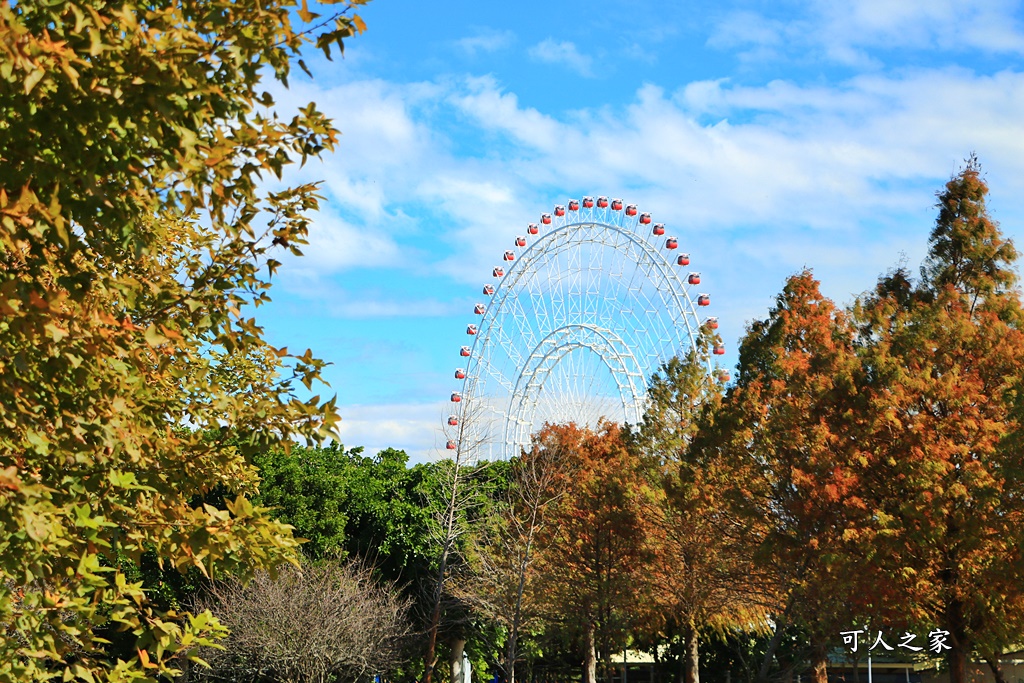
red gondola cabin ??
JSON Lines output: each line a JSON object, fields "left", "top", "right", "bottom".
{"left": 446, "top": 440, "right": 457, "bottom": 450}
{"left": 665, "top": 237, "right": 678, "bottom": 250}
{"left": 460, "top": 346, "right": 471, "bottom": 357}
{"left": 582, "top": 196, "right": 594, "bottom": 208}
{"left": 705, "top": 317, "right": 719, "bottom": 330}
{"left": 653, "top": 223, "right": 666, "bottom": 236}
{"left": 493, "top": 267, "right": 504, "bottom": 277}
{"left": 568, "top": 199, "right": 580, "bottom": 211}
{"left": 451, "top": 392, "right": 462, "bottom": 403}
{"left": 474, "top": 303, "right": 486, "bottom": 315}
{"left": 528, "top": 223, "right": 539, "bottom": 235}
{"left": 597, "top": 196, "right": 609, "bottom": 208}
{"left": 625, "top": 204, "right": 637, "bottom": 216}
{"left": 448, "top": 415, "right": 459, "bottom": 426}
{"left": 611, "top": 198, "right": 623, "bottom": 211}
{"left": 688, "top": 272, "right": 701, "bottom": 285}
{"left": 483, "top": 284, "right": 495, "bottom": 295}
{"left": 639, "top": 212, "right": 652, "bottom": 224}
{"left": 717, "top": 370, "right": 731, "bottom": 383}
{"left": 554, "top": 205, "right": 565, "bottom": 217}
{"left": 466, "top": 324, "right": 477, "bottom": 335}
{"left": 503, "top": 250, "right": 515, "bottom": 261}
{"left": 454, "top": 368, "right": 466, "bottom": 379}
{"left": 697, "top": 294, "right": 710, "bottom": 306}
{"left": 515, "top": 236, "right": 527, "bottom": 247}
{"left": 677, "top": 253, "right": 690, "bottom": 266}
{"left": 713, "top": 344, "right": 726, "bottom": 355}
{"left": 541, "top": 213, "right": 552, "bottom": 224}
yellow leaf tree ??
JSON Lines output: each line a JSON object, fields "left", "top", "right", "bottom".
{"left": 0, "top": 0, "right": 366, "bottom": 679}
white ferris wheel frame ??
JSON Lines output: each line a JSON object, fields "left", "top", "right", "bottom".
{"left": 452, "top": 200, "right": 716, "bottom": 461}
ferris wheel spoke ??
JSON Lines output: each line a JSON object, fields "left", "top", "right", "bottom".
{"left": 453, "top": 198, "right": 722, "bottom": 459}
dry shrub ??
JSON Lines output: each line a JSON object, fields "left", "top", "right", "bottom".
{"left": 192, "top": 561, "right": 410, "bottom": 683}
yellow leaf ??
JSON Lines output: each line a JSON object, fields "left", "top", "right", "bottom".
{"left": 23, "top": 68, "right": 45, "bottom": 95}
{"left": 145, "top": 324, "right": 169, "bottom": 347}
{"left": 44, "top": 322, "right": 67, "bottom": 341}
{"left": 138, "top": 648, "right": 155, "bottom": 669}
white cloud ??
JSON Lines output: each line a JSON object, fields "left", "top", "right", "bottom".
{"left": 270, "top": 65, "right": 1024, "bottom": 304}
{"left": 819, "top": 0, "right": 1024, "bottom": 52}
{"left": 276, "top": 66, "right": 1024, "bottom": 288}
{"left": 334, "top": 402, "right": 453, "bottom": 464}
{"left": 707, "top": 11, "right": 792, "bottom": 50}
{"left": 295, "top": 209, "right": 401, "bottom": 272}
{"left": 256, "top": 12, "right": 1024, "bottom": 461}
{"left": 528, "top": 38, "right": 594, "bottom": 78}
{"left": 455, "top": 28, "right": 515, "bottom": 55}
{"left": 710, "top": 0, "right": 1024, "bottom": 66}
{"left": 450, "top": 76, "right": 572, "bottom": 154}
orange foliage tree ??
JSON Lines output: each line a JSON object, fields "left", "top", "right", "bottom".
{"left": 697, "top": 270, "right": 879, "bottom": 683}
{"left": 853, "top": 158, "right": 1024, "bottom": 683}
{"left": 531, "top": 421, "right": 655, "bottom": 683}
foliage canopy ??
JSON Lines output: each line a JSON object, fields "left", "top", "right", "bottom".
{"left": 0, "top": 0, "right": 366, "bottom": 679}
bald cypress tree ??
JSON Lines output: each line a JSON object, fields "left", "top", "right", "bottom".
{"left": 854, "top": 157, "right": 1024, "bottom": 683}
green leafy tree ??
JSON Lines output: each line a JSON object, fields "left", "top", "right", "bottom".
{"left": 628, "top": 353, "right": 765, "bottom": 683}
{"left": 0, "top": 0, "right": 366, "bottom": 679}
{"left": 342, "top": 448, "right": 438, "bottom": 588}
{"left": 253, "top": 443, "right": 357, "bottom": 561}
{"left": 254, "top": 444, "right": 438, "bottom": 588}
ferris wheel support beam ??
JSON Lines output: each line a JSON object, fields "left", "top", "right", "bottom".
{"left": 503, "top": 323, "right": 647, "bottom": 457}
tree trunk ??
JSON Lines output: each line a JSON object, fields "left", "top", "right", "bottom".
{"left": 423, "top": 598, "right": 441, "bottom": 683}
{"left": 949, "top": 646, "right": 967, "bottom": 683}
{"left": 584, "top": 622, "right": 598, "bottom": 683}
{"left": 424, "top": 457, "right": 464, "bottom": 683}
{"left": 677, "top": 644, "right": 685, "bottom": 683}
{"left": 506, "top": 622, "right": 518, "bottom": 683}
{"left": 810, "top": 640, "right": 828, "bottom": 683}
{"left": 945, "top": 595, "right": 969, "bottom": 683}
{"left": 756, "top": 616, "right": 787, "bottom": 683}
{"left": 507, "top": 507, "right": 538, "bottom": 683}
{"left": 683, "top": 620, "right": 700, "bottom": 683}
{"left": 985, "top": 652, "right": 1007, "bottom": 683}
{"left": 423, "top": 537, "right": 453, "bottom": 683}
{"left": 452, "top": 638, "right": 468, "bottom": 683}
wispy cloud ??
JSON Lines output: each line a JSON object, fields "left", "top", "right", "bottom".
{"left": 270, "top": 57, "right": 1024, "bottom": 459}
{"left": 455, "top": 28, "right": 515, "bottom": 56}
{"left": 334, "top": 402, "right": 452, "bottom": 463}
{"left": 528, "top": 38, "right": 594, "bottom": 77}
{"left": 279, "top": 66, "right": 1024, "bottom": 282}
{"left": 710, "top": 0, "right": 1024, "bottom": 66}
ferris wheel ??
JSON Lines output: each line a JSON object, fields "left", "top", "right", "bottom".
{"left": 445, "top": 196, "right": 727, "bottom": 461}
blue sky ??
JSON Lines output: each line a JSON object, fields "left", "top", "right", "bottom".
{"left": 257, "top": 0, "right": 1024, "bottom": 461}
